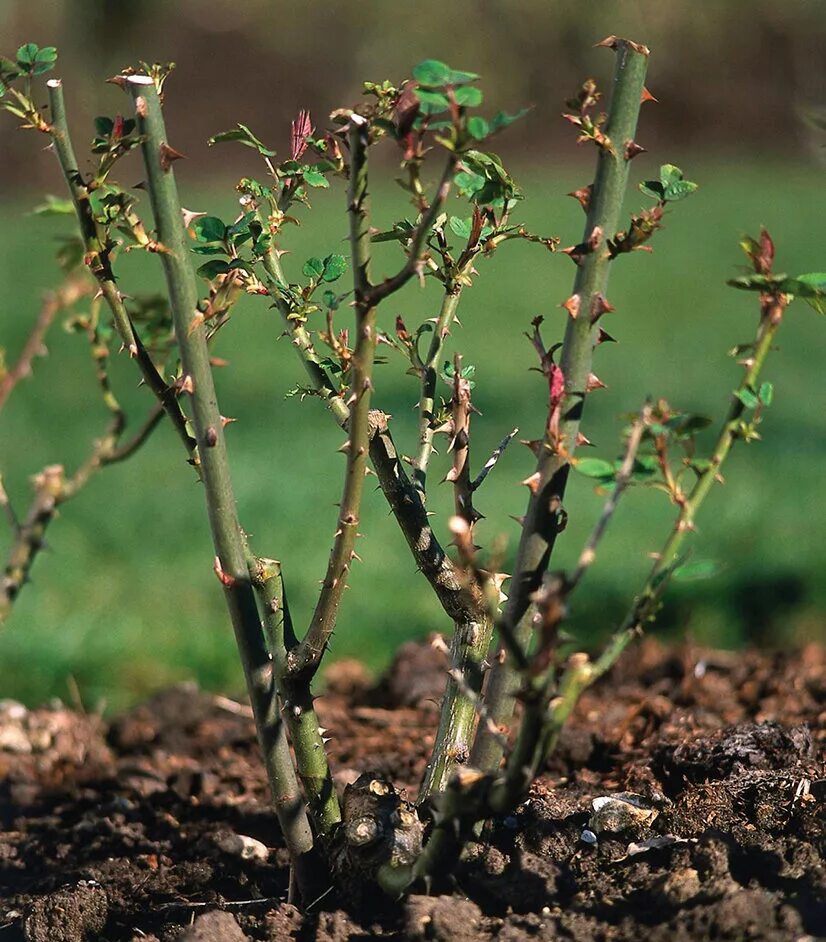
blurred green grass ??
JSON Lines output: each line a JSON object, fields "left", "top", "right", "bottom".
{"left": 1, "top": 154, "right": 825, "bottom": 711}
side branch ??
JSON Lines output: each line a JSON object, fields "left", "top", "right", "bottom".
{"left": 45, "top": 79, "right": 195, "bottom": 458}
{"left": 290, "top": 117, "right": 377, "bottom": 678}
{"left": 472, "top": 39, "right": 650, "bottom": 773}
{"left": 366, "top": 154, "right": 457, "bottom": 306}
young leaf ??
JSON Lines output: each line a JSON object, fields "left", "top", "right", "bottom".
{"left": 207, "top": 123, "right": 276, "bottom": 157}
{"left": 735, "top": 386, "right": 760, "bottom": 409}
{"left": 448, "top": 216, "right": 472, "bottom": 240}
{"left": 16, "top": 43, "right": 39, "bottom": 67}
{"left": 453, "top": 86, "right": 483, "bottom": 108}
{"left": 302, "top": 257, "right": 325, "bottom": 279}
{"left": 197, "top": 259, "right": 231, "bottom": 279}
{"left": 191, "top": 216, "right": 227, "bottom": 243}
{"left": 467, "top": 116, "right": 490, "bottom": 140}
{"left": 415, "top": 88, "right": 450, "bottom": 115}
{"left": 574, "top": 458, "right": 616, "bottom": 479}
{"left": 490, "top": 108, "right": 530, "bottom": 133}
{"left": 412, "top": 60, "right": 453, "bottom": 87}
{"left": 302, "top": 166, "right": 329, "bottom": 188}
{"left": 758, "top": 382, "right": 773, "bottom": 406}
{"left": 321, "top": 254, "right": 348, "bottom": 283}
{"left": 672, "top": 559, "right": 722, "bottom": 582}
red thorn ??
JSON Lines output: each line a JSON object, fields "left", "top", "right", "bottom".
{"left": 561, "top": 294, "right": 581, "bottom": 320}
{"left": 640, "top": 86, "right": 658, "bottom": 104}
{"left": 624, "top": 139, "right": 646, "bottom": 160}
{"left": 586, "top": 373, "right": 607, "bottom": 392}
{"left": 575, "top": 431, "right": 594, "bottom": 448}
{"left": 590, "top": 294, "right": 615, "bottom": 323}
{"left": 213, "top": 556, "right": 236, "bottom": 588}
{"left": 567, "top": 185, "right": 592, "bottom": 212}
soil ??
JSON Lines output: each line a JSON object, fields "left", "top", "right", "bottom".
{"left": 0, "top": 639, "right": 823, "bottom": 941}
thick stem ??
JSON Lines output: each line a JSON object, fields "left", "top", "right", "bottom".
{"left": 249, "top": 555, "right": 342, "bottom": 836}
{"left": 126, "top": 76, "right": 318, "bottom": 899}
{"left": 45, "top": 79, "right": 195, "bottom": 457}
{"left": 289, "top": 117, "right": 377, "bottom": 679}
{"left": 472, "top": 40, "right": 649, "bottom": 773}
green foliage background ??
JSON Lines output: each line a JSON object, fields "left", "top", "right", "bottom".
{"left": 0, "top": 1, "right": 825, "bottom": 709}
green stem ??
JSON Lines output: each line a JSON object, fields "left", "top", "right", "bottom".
{"left": 413, "top": 286, "right": 463, "bottom": 495}
{"left": 530, "top": 296, "right": 787, "bottom": 763}
{"left": 289, "top": 117, "right": 377, "bottom": 679}
{"left": 249, "top": 555, "right": 342, "bottom": 836}
{"left": 471, "top": 39, "right": 649, "bottom": 774}
{"left": 45, "top": 79, "right": 195, "bottom": 458}
{"left": 126, "top": 76, "right": 318, "bottom": 899}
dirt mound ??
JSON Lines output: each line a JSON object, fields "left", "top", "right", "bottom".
{"left": 0, "top": 641, "right": 823, "bottom": 941}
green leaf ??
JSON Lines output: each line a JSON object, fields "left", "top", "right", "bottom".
{"left": 639, "top": 180, "right": 666, "bottom": 201}
{"left": 490, "top": 108, "right": 530, "bottom": 132}
{"left": 322, "top": 289, "right": 339, "bottom": 310}
{"left": 302, "top": 166, "right": 329, "bottom": 188}
{"left": 727, "top": 273, "right": 787, "bottom": 292}
{"left": 207, "top": 123, "right": 276, "bottom": 157}
{"left": 31, "top": 46, "right": 57, "bottom": 75}
{"left": 94, "top": 116, "right": 114, "bottom": 137}
{"left": 16, "top": 43, "right": 39, "bottom": 67}
{"left": 454, "top": 170, "right": 486, "bottom": 199}
{"left": 191, "top": 216, "right": 226, "bottom": 244}
{"left": 781, "top": 272, "right": 826, "bottom": 314}
{"left": 574, "top": 458, "right": 616, "bottom": 480}
{"left": 31, "top": 194, "right": 74, "bottom": 216}
{"left": 467, "top": 116, "right": 490, "bottom": 140}
{"left": 321, "top": 253, "right": 348, "bottom": 283}
{"left": 758, "top": 382, "right": 774, "bottom": 406}
{"left": 412, "top": 60, "right": 453, "bottom": 87}
{"left": 196, "top": 259, "right": 231, "bottom": 279}
{"left": 415, "top": 88, "right": 451, "bottom": 115}
{"left": 448, "top": 216, "right": 472, "bottom": 239}
{"left": 302, "top": 257, "right": 325, "bottom": 279}
{"left": 453, "top": 86, "right": 483, "bottom": 107}
{"left": 227, "top": 211, "right": 256, "bottom": 239}
{"left": 672, "top": 559, "right": 722, "bottom": 582}
{"left": 736, "top": 386, "right": 760, "bottom": 409}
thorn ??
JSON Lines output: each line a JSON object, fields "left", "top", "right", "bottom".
{"left": 350, "top": 551, "right": 362, "bottom": 563}
{"left": 567, "top": 185, "right": 592, "bottom": 212}
{"left": 590, "top": 294, "right": 615, "bottom": 323}
{"left": 640, "top": 86, "right": 658, "bottom": 104}
{"left": 317, "top": 727, "right": 328, "bottom": 736}
{"left": 181, "top": 207, "right": 207, "bottom": 228}
{"left": 561, "top": 294, "right": 581, "bottom": 320}
{"left": 624, "top": 139, "right": 646, "bottom": 160}
{"left": 321, "top": 737, "right": 332, "bottom": 745}
{"left": 337, "top": 440, "right": 351, "bottom": 453}
{"left": 596, "top": 327, "right": 617, "bottom": 345}
{"left": 210, "top": 357, "right": 230, "bottom": 368}
{"left": 127, "top": 342, "right": 138, "bottom": 358}
{"left": 188, "top": 310, "right": 205, "bottom": 336}
{"left": 521, "top": 439, "right": 544, "bottom": 458}
{"left": 159, "top": 141, "right": 186, "bottom": 172}
{"left": 586, "top": 373, "right": 607, "bottom": 392}
{"left": 575, "top": 431, "right": 593, "bottom": 448}
{"left": 364, "top": 466, "right": 376, "bottom": 477}
{"left": 520, "top": 471, "right": 541, "bottom": 493}
{"left": 509, "top": 514, "right": 526, "bottom": 527}
{"left": 180, "top": 374, "right": 195, "bottom": 394}
{"left": 220, "top": 415, "right": 237, "bottom": 428}
{"left": 213, "top": 556, "right": 236, "bottom": 588}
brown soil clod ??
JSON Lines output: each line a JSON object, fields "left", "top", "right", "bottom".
{"left": 0, "top": 641, "right": 823, "bottom": 941}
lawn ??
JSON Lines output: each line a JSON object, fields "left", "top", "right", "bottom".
{"left": 1, "top": 154, "right": 824, "bottom": 710}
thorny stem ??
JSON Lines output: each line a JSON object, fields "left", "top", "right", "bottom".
{"left": 472, "top": 39, "right": 649, "bottom": 774}
{"left": 288, "top": 117, "right": 377, "bottom": 679}
{"left": 126, "top": 76, "right": 318, "bottom": 900}
{"left": 45, "top": 79, "right": 196, "bottom": 458}
{"left": 248, "top": 554, "right": 341, "bottom": 835}
{"left": 412, "top": 287, "right": 462, "bottom": 495}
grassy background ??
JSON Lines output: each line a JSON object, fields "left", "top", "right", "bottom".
{"left": 1, "top": 147, "right": 825, "bottom": 711}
